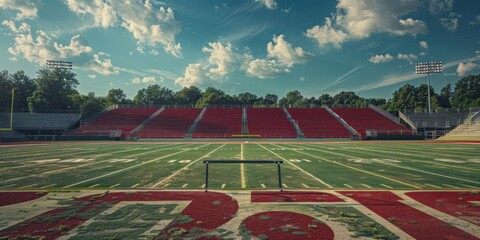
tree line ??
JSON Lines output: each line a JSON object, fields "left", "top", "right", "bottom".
{"left": 0, "top": 68, "right": 479, "bottom": 119}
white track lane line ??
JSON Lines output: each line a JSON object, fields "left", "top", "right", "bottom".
{"left": 64, "top": 143, "right": 211, "bottom": 188}
{"left": 151, "top": 144, "right": 225, "bottom": 188}
{"left": 258, "top": 144, "right": 333, "bottom": 188}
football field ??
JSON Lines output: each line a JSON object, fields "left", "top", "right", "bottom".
{"left": 0, "top": 141, "right": 479, "bottom": 191}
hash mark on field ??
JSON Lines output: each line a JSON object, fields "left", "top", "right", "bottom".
{"left": 261, "top": 184, "right": 266, "bottom": 188}
{"left": 168, "top": 160, "right": 177, "bottom": 163}
{"left": 19, "top": 184, "right": 38, "bottom": 189}
{"left": 343, "top": 184, "right": 353, "bottom": 189}
{"left": 361, "top": 184, "right": 372, "bottom": 189}
{"left": 109, "top": 183, "right": 120, "bottom": 188}
{"left": 221, "top": 183, "right": 226, "bottom": 189}
{"left": 40, "top": 184, "right": 57, "bottom": 189}
{"left": 442, "top": 184, "right": 460, "bottom": 189}
{"left": 182, "top": 184, "right": 188, "bottom": 188}
{"left": 380, "top": 184, "right": 393, "bottom": 189}
{"left": 302, "top": 183, "right": 310, "bottom": 188}
{"left": 131, "top": 183, "right": 140, "bottom": 188}
{"left": 88, "top": 184, "right": 99, "bottom": 188}
{"left": 282, "top": 183, "right": 289, "bottom": 188}
{"left": 0, "top": 184, "right": 16, "bottom": 189}
{"left": 425, "top": 184, "right": 441, "bottom": 189}
{"left": 302, "top": 159, "right": 311, "bottom": 162}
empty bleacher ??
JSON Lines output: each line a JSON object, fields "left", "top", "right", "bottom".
{"left": 73, "top": 108, "right": 158, "bottom": 137}
{"left": 288, "top": 108, "right": 351, "bottom": 138}
{"left": 402, "top": 111, "right": 470, "bottom": 129}
{"left": 192, "top": 108, "right": 242, "bottom": 138}
{"left": 137, "top": 108, "right": 201, "bottom": 138}
{"left": 247, "top": 108, "right": 297, "bottom": 138}
{"left": 0, "top": 112, "right": 81, "bottom": 131}
{"left": 332, "top": 108, "right": 412, "bottom": 137}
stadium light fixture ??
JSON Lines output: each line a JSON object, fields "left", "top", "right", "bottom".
{"left": 46, "top": 60, "right": 73, "bottom": 70}
{"left": 415, "top": 62, "right": 443, "bottom": 114}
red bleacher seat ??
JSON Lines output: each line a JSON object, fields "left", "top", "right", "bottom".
{"left": 192, "top": 108, "right": 242, "bottom": 138}
{"left": 137, "top": 108, "right": 201, "bottom": 138}
{"left": 288, "top": 108, "right": 351, "bottom": 138}
{"left": 247, "top": 108, "right": 297, "bottom": 138}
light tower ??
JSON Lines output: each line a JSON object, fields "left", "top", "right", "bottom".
{"left": 46, "top": 60, "right": 73, "bottom": 70}
{"left": 415, "top": 62, "right": 443, "bottom": 113}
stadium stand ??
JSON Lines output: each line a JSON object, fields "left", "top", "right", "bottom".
{"left": 332, "top": 108, "right": 412, "bottom": 137}
{"left": 192, "top": 108, "right": 242, "bottom": 138}
{"left": 4, "top": 112, "right": 81, "bottom": 131}
{"left": 288, "top": 108, "right": 351, "bottom": 138}
{"left": 72, "top": 108, "right": 158, "bottom": 137}
{"left": 137, "top": 108, "right": 202, "bottom": 138}
{"left": 401, "top": 111, "right": 470, "bottom": 130}
{"left": 246, "top": 108, "right": 297, "bottom": 138}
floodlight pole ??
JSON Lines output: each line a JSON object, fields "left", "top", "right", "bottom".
{"left": 10, "top": 88, "right": 14, "bottom": 130}
{"left": 415, "top": 62, "right": 443, "bottom": 114}
{"left": 426, "top": 73, "right": 431, "bottom": 114}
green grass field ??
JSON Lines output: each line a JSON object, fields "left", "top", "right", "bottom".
{"left": 0, "top": 141, "right": 479, "bottom": 190}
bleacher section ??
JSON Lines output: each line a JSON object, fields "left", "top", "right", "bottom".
{"left": 332, "top": 108, "right": 412, "bottom": 137}
{"left": 247, "top": 108, "right": 297, "bottom": 138}
{"left": 137, "top": 108, "right": 201, "bottom": 138}
{"left": 402, "top": 111, "right": 470, "bottom": 129}
{"left": 73, "top": 108, "right": 158, "bottom": 137}
{"left": 192, "top": 108, "right": 242, "bottom": 138}
{"left": 0, "top": 112, "right": 81, "bottom": 131}
{"left": 288, "top": 108, "right": 351, "bottom": 138}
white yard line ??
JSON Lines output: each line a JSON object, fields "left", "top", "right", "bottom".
{"left": 380, "top": 184, "right": 393, "bottom": 189}
{"left": 425, "top": 184, "right": 441, "bottom": 189}
{"left": 258, "top": 144, "right": 333, "bottom": 188}
{"left": 361, "top": 184, "right": 373, "bottom": 189}
{"left": 261, "top": 184, "right": 266, "bottom": 188}
{"left": 302, "top": 183, "right": 310, "bottom": 188}
{"left": 109, "top": 183, "right": 120, "bottom": 188}
{"left": 442, "top": 184, "right": 460, "bottom": 189}
{"left": 150, "top": 144, "right": 225, "bottom": 188}
{"left": 282, "top": 183, "right": 289, "bottom": 188}
{"left": 63, "top": 144, "right": 211, "bottom": 188}
{"left": 0, "top": 184, "right": 16, "bottom": 189}
{"left": 343, "top": 184, "right": 353, "bottom": 189}
{"left": 18, "top": 184, "right": 37, "bottom": 189}
{"left": 240, "top": 143, "right": 246, "bottom": 189}
{"left": 40, "top": 184, "right": 57, "bottom": 189}
{"left": 130, "top": 183, "right": 140, "bottom": 188}
{"left": 182, "top": 184, "right": 188, "bottom": 188}
{"left": 221, "top": 183, "right": 226, "bottom": 189}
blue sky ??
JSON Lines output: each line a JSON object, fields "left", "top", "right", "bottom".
{"left": 1, "top": 0, "right": 479, "bottom": 99}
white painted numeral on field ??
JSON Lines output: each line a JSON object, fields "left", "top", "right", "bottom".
{"left": 109, "top": 158, "right": 136, "bottom": 163}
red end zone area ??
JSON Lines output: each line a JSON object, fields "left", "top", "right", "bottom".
{"left": 0, "top": 190, "right": 479, "bottom": 239}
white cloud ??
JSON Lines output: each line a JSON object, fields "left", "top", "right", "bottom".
{"left": 267, "top": 34, "right": 311, "bottom": 67}
{"left": 132, "top": 76, "right": 156, "bottom": 84}
{"left": 88, "top": 74, "right": 96, "bottom": 79}
{"left": 175, "top": 64, "right": 209, "bottom": 87}
{"left": 440, "top": 13, "right": 461, "bottom": 32}
{"left": 1, "top": 20, "right": 30, "bottom": 33}
{"left": 89, "top": 52, "right": 119, "bottom": 75}
{"left": 255, "top": 0, "right": 277, "bottom": 10}
{"left": 397, "top": 53, "right": 418, "bottom": 64}
{"left": 246, "top": 59, "right": 289, "bottom": 79}
{"left": 369, "top": 54, "right": 393, "bottom": 64}
{"left": 306, "top": 0, "right": 427, "bottom": 49}
{"left": 0, "top": 0, "right": 38, "bottom": 20}
{"left": 427, "top": 0, "right": 454, "bottom": 14}
{"left": 55, "top": 35, "right": 93, "bottom": 58}
{"left": 419, "top": 41, "right": 428, "bottom": 50}
{"left": 202, "top": 42, "right": 237, "bottom": 77}
{"left": 470, "top": 15, "right": 480, "bottom": 25}
{"left": 300, "top": 77, "right": 306, "bottom": 81}
{"left": 457, "top": 62, "right": 478, "bottom": 76}
{"left": 65, "top": 0, "right": 117, "bottom": 28}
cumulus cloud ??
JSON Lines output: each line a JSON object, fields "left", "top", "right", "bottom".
{"left": 427, "top": 0, "right": 454, "bottom": 14}
{"left": 397, "top": 53, "right": 418, "bottom": 64}
{"left": 65, "top": 0, "right": 117, "bottom": 28}
{"left": 0, "top": 0, "right": 38, "bottom": 20}
{"left": 255, "top": 0, "right": 277, "bottom": 10}
{"left": 202, "top": 42, "right": 237, "bottom": 77}
{"left": 88, "top": 74, "right": 96, "bottom": 79}
{"left": 419, "top": 41, "right": 429, "bottom": 50}
{"left": 369, "top": 54, "right": 393, "bottom": 64}
{"left": 246, "top": 59, "right": 289, "bottom": 79}
{"left": 440, "top": 13, "right": 461, "bottom": 32}
{"left": 305, "top": 0, "right": 427, "bottom": 49}
{"left": 1, "top": 20, "right": 30, "bottom": 33}
{"left": 132, "top": 76, "right": 156, "bottom": 84}
{"left": 175, "top": 64, "right": 209, "bottom": 87}
{"left": 457, "top": 62, "right": 478, "bottom": 76}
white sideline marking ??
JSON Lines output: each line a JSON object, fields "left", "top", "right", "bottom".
{"left": 380, "top": 184, "right": 393, "bottom": 189}
{"left": 258, "top": 144, "right": 333, "bottom": 188}
{"left": 40, "top": 184, "right": 57, "bottom": 189}
{"left": 261, "top": 184, "right": 266, "bottom": 188}
{"left": 88, "top": 184, "right": 99, "bottom": 188}
{"left": 201, "top": 184, "right": 206, "bottom": 188}
{"left": 182, "top": 184, "right": 188, "bottom": 188}
{"left": 361, "top": 184, "right": 372, "bottom": 189}
{"left": 282, "top": 183, "right": 288, "bottom": 188}
{"left": 131, "top": 183, "right": 140, "bottom": 188}
{"left": 151, "top": 144, "right": 224, "bottom": 188}
{"left": 0, "top": 184, "right": 16, "bottom": 189}
{"left": 443, "top": 184, "right": 460, "bottom": 189}
{"left": 240, "top": 143, "right": 246, "bottom": 189}
{"left": 19, "top": 184, "right": 37, "bottom": 189}
{"left": 63, "top": 143, "right": 211, "bottom": 189}
{"left": 109, "top": 183, "right": 120, "bottom": 188}
{"left": 461, "top": 184, "right": 478, "bottom": 188}
{"left": 343, "top": 184, "right": 353, "bottom": 189}
{"left": 221, "top": 183, "right": 226, "bottom": 189}
{"left": 302, "top": 183, "right": 310, "bottom": 188}
{"left": 425, "top": 184, "right": 441, "bottom": 189}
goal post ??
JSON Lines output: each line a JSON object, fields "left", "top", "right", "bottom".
{"left": 0, "top": 88, "right": 14, "bottom": 131}
{"left": 202, "top": 160, "right": 284, "bottom": 192}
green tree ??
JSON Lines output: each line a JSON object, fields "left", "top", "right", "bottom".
{"left": 11, "top": 71, "right": 35, "bottom": 109}
{"left": 264, "top": 94, "right": 278, "bottom": 105}
{"left": 385, "top": 84, "right": 417, "bottom": 112}
{"left": 105, "top": 88, "right": 127, "bottom": 106}
{"left": 452, "top": 74, "right": 480, "bottom": 108}
{"left": 175, "top": 86, "right": 202, "bottom": 105}
{"left": 318, "top": 94, "right": 333, "bottom": 105}
{"left": 195, "top": 87, "right": 229, "bottom": 107}
{"left": 133, "top": 84, "right": 174, "bottom": 105}
{"left": 71, "top": 92, "right": 105, "bottom": 119}
{"left": 238, "top": 92, "right": 257, "bottom": 104}
{"left": 0, "top": 70, "right": 13, "bottom": 109}
{"left": 437, "top": 83, "right": 452, "bottom": 108}
{"left": 333, "top": 91, "right": 359, "bottom": 105}
{"left": 28, "top": 68, "right": 79, "bottom": 111}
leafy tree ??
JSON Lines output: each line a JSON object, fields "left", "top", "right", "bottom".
{"left": 70, "top": 92, "right": 105, "bottom": 119}
{"left": 333, "top": 91, "right": 359, "bottom": 105}
{"left": 414, "top": 84, "right": 437, "bottom": 109}
{"left": 0, "top": 70, "right": 13, "bottom": 109}
{"left": 438, "top": 83, "right": 452, "bottom": 108}
{"left": 195, "top": 87, "right": 230, "bottom": 107}
{"left": 237, "top": 92, "right": 257, "bottom": 104}
{"left": 133, "top": 84, "right": 174, "bottom": 105}
{"left": 452, "top": 74, "right": 480, "bottom": 108}
{"left": 105, "top": 88, "right": 127, "bottom": 106}
{"left": 279, "top": 90, "right": 303, "bottom": 106}
{"left": 11, "top": 71, "right": 35, "bottom": 109}
{"left": 366, "top": 98, "right": 386, "bottom": 106}
{"left": 385, "top": 84, "right": 417, "bottom": 112}
{"left": 264, "top": 94, "right": 278, "bottom": 105}
{"left": 318, "top": 94, "right": 333, "bottom": 105}
{"left": 175, "top": 86, "right": 202, "bottom": 105}
{"left": 28, "top": 68, "right": 79, "bottom": 111}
